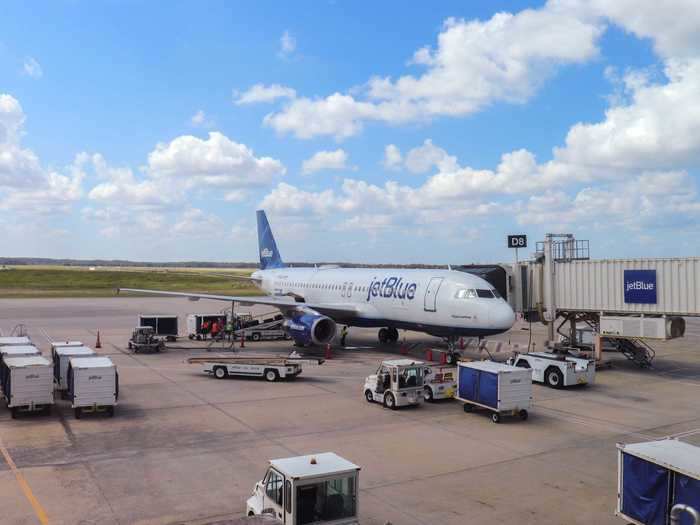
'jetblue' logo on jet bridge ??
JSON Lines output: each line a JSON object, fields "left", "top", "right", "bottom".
{"left": 624, "top": 270, "right": 657, "bottom": 304}
{"left": 367, "top": 277, "right": 417, "bottom": 302}
{"left": 260, "top": 248, "right": 273, "bottom": 258}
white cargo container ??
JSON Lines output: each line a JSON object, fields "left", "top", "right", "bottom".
{"left": 2, "top": 356, "right": 54, "bottom": 418}
{"left": 0, "top": 336, "right": 32, "bottom": 346}
{"left": 0, "top": 345, "right": 41, "bottom": 384}
{"left": 456, "top": 361, "right": 532, "bottom": 423}
{"left": 617, "top": 439, "right": 700, "bottom": 525}
{"left": 50, "top": 341, "right": 84, "bottom": 352}
{"left": 67, "top": 356, "right": 118, "bottom": 418}
{"left": 52, "top": 345, "right": 96, "bottom": 394}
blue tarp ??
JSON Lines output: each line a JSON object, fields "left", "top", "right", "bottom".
{"left": 458, "top": 366, "right": 477, "bottom": 401}
{"left": 477, "top": 370, "right": 497, "bottom": 409}
{"left": 622, "top": 453, "right": 670, "bottom": 525}
{"left": 673, "top": 474, "right": 700, "bottom": 525}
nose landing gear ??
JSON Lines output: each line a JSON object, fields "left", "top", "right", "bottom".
{"left": 378, "top": 327, "right": 399, "bottom": 344}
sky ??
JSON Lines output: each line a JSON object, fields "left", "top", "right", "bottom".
{"left": 1, "top": 0, "right": 700, "bottom": 264}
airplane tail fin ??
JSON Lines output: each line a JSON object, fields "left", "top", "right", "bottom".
{"left": 256, "top": 210, "right": 285, "bottom": 270}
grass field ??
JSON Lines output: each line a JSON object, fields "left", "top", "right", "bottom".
{"left": 0, "top": 266, "right": 259, "bottom": 298}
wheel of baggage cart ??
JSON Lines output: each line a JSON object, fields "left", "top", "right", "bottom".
{"left": 43, "top": 405, "right": 52, "bottom": 416}
{"left": 519, "top": 409, "right": 528, "bottom": 421}
{"left": 463, "top": 403, "right": 473, "bottom": 413}
{"left": 491, "top": 412, "right": 501, "bottom": 424}
{"left": 75, "top": 407, "right": 82, "bottom": 419}
{"left": 383, "top": 392, "right": 397, "bottom": 410}
{"left": 252, "top": 332, "right": 261, "bottom": 342}
{"left": 107, "top": 406, "right": 115, "bottom": 417}
{"left": 128, "top": 342, "right": 133, "bottom": 350}
{"left": 10, "top": 407, "right": 17, "bottom": 419}
{"left": 365, "top": 390, "right": 374, "bottom": 403}
{"left": 214, "top": 366, "right": 228, "bottom": 380}
{"left": 544, "top": 367, "right": 564, "bottom": 389}
{"left": 423, "top": 386, "right": 434, "bottom": 402}
{"left": 264, "top": 369, "right": 279, "bottom": 382}
{"left": 189, "top": 334, "right": 194, "bottom": 340}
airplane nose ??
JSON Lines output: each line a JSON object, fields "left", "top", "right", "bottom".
{"left": 491, "top": 302, "right": 516, "bottom": 330}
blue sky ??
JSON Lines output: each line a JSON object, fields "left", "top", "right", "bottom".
{"left": 1, "top": 1, "right": 699, "bottom": 263}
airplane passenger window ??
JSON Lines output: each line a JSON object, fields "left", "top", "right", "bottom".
{"left": 476, "top": 289, "right": 495, "bottom": 298}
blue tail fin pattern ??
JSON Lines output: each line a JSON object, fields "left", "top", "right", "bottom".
{"left": 256, "top": 210, "right": 285, "bottom": 270}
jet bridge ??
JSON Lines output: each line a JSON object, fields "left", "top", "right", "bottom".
{"left": 460, "top": 234, "right": 700, "bottom": 366}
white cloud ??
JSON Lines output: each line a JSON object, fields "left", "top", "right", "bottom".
{"left": 22, "top": 57, "right": 42, "bottom": 79}
{"left": 190, "top": 109, "right": 214, "bottom": 128}
{"left": 223, "top": 189, "right": 248, "bottom": 203}
{"left": 279, "top": 30, "right": 296, "bottom": 57}
{"left": 234, "top": 84, "right": 297, "bottom": 105}
{"left": 173, "top": 207, "right": 223, "bottom": 234}
{"left": 147, "top": 131, "right": 286, "bottom": 187}
{"left": 382, "top": 144, "right": 402, "bottom": 170}
{"left": 264, "top": 3, "right": 603, "bottom": 139}
{"left": 301, "top": 149, "right": 354, "bottom": 175}
{"left": 404, "top": 139, "right": 458, "bottom": 174}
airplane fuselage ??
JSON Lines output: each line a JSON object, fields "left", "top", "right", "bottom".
{"left": 252, "top": 266, "right": 515, "bottom": 338}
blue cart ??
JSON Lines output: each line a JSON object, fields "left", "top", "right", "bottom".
{"left": 617, "top": 439, "right": 700, "bottom": 525}
{"left": 456, "top": 361, "right": 532, "bottom": 423}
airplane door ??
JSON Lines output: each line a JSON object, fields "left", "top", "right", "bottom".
{"left": 424, "top": 277, "right": 443, "bottom": 312}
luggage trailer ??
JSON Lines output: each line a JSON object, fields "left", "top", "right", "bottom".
{"left": 456, "top": 360, "right": 533, "bottom": 423}
{"left": 2, "top": 356, "right": 54, "bottom": 418}
{"left": 186, "top": 355, "right": 323, "bottom": 382}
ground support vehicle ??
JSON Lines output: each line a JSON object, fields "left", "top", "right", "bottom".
{"left": 128, "top": 326, "right": 165, "bottom": 353}
{"left": 508, "top": 351, "right": 595, "bottom": 388}
{"left": 2, "top": 356, "right": 54, "bottom": 418}
{"left": 138, "top": 314, "right": 179, "bottom": 341}
{"left": 0, "top": 336, "right": 32, "bottom": 347}
{"left": 456, "top": 360, "right": 532, "bottom": 423}
{"left": 246, "top": 452, "right": 360, "bottom": 525}
{"left": 67, "top": 356, "right": 118, "bottom": 418}
{"left": 186, "top": 355, "right": 321, "bottom": 382}
{"left": 186, "top": 313, "right": 229, "bottom": 340}
{"left": 364, "top": 359, "right": 425, "bottom": 409}
{"left": 617, "top": 439, "right": 700, "bottom": 525}
{"left": 52, "top": 345, "right": 96, "bottom": 397}
{"left": 423, "top": 364, "right": 457, "bottom": 401}
{"left": 0, "top": 345, "right": 41, "bottom": 384}
{"left": 236, "top": 316, "right": 290, "bottom": 342}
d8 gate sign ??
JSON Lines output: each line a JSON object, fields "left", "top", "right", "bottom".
{"left": 507, "top": 235, "right": 527, "bottom": 249}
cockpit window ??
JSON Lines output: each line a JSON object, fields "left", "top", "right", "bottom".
{"left": 476, "top": 289, "right": 495, "bottom": 298}
{"left": 491, "top": 288, "right": 501, "bottom": 298}
{"left": 455, "top": 289, "right": 477, "bottom": 299}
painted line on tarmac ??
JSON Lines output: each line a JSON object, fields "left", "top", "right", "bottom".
{"left": 0, "top": 436, "right": 50, "bottom": 525}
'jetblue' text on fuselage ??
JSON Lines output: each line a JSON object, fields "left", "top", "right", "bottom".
{"left": 367, "top": 277, "right": 417, "bottom": 302}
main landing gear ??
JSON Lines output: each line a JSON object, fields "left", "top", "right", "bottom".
{"left": 378, "top": 327, "right": 399, "bottom": 344}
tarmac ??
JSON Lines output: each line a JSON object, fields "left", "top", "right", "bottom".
{"left": 1, "top": 297, "right": 699, "bottom": 525}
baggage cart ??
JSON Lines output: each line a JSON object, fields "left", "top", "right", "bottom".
{"left": 186, "top": 355, "right": 317, "bottom": 382}
{"left": 2, "top": 356, "right": 54, "bottom": 418}
{"left": 1, "top": 345, "right": 41, "bottom": 384}
{"left": 617, "top": 439, "right": 700, "bottom": 525}
{"left": 0, "top": 336, "right": 32, "bottom": 347}
{"left": 456, "top": 361, "right": 532, "bottom": 423}
{"left": 67, "top": 357, "right": 118, "bottom": 418}
{"left": 52, "top": 345, "right": 96, "bottom": 395}
{"left": 138, "top": 314, "right": 179, "bottom": 341}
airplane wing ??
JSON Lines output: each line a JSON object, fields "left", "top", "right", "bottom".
{"left": 117, "top": 288, "right": 361, "bottom": 318}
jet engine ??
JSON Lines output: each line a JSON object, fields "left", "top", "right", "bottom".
{"left": 283, "top": 313, "right": 336, "bottom": 346}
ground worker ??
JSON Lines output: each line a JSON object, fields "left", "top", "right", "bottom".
{"left": 225, "top": 318, "right": 233, "bottom": 341}
{"left": 211, "top": 320, "right": 220, "bottom": 340}
{"left": 201, "top": 320, "right": 210, "bottom": 339}
{"left": 340, "top": 325, "right": 348, "bottom": 347}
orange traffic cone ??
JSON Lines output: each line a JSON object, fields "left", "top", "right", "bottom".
{"left": 95, "top": 330, "right": 102, "bottom": 349}
{"left": 426, "top": 349, "right": 433, "bottom": 362}
{"left": 440, "top": 351, "right": 447, "bottom": 365}
{"left": 325, "top": 343, "right": 332, "bottom": 360}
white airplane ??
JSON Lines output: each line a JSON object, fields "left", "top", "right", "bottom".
{"left": 120, "top": 210, "right": 515, "bottom": 361}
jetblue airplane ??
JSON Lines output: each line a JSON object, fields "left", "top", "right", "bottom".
{"left": 121, "top": 210, "right": 515, "bottom": 360}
